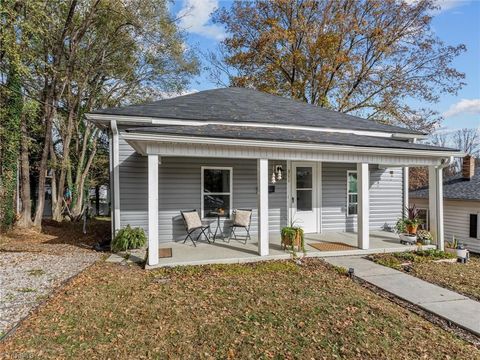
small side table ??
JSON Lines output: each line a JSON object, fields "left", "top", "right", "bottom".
{"left": 210, "top": 211, "right": 227, "bottom": 241}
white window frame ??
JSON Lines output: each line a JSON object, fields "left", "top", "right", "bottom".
{"left": 201, "top": 166, "right": 233, "bottom": 219}
{"left": 347, "top": 170, "right": 358, "bottom": 216}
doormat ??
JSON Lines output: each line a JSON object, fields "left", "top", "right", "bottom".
{"left": 308, "top": 242, "right": 357, "bottom": 251}
{"left": 159, "top": 248, "right": 172, "bottom": 258}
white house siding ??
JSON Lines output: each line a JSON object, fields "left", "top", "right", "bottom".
{"left": 321, "top": 163, "right": 404, "bottom": 232}
{"left": 410, "top": 197, "right": 480, "bottom": 253}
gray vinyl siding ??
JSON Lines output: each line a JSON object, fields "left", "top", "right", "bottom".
{"left": 321, "top": 163, "right": 403, "bottom": 232}
{"left": 118, "top": 137, "right": 148, "bottom": 231}
{"left": 410, "top": 198, "right": 480, "bottom": 253}
{"left": 118, "top": 138, "right": 287, "bottom": 242}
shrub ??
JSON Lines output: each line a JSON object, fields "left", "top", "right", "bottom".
{"left": 415, "top": 249, "right": 456, "bottom": 260}
{"left": 112, "top": 225, "right": 147, "bottom": 252}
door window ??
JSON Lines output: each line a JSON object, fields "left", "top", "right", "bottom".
{"left": 296, "top": 167, "right": 313, "bottom": 211}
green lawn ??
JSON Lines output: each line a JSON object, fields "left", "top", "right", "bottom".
{"left": 1, "top": 259, "right": 478, "bottom": 359}
{"left": 371, "top": 250, "right": 480, "bottom": 302}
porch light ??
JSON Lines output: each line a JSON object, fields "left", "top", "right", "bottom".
{"left": 271, "top": 165, "right": 284, "bottom": 183}
{"left": 276, "top": 167, "right": 282, "bottom": 181}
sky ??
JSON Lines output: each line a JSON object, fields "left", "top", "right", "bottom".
{"left": 172, "top": 0, "right": 480, "bottom": 132}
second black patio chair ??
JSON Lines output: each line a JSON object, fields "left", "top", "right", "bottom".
{"left": 180, "top": 210, "right": 212, "bottom": 246}
{"left": 229, "top": 209, "right": 252, "bottom": 244}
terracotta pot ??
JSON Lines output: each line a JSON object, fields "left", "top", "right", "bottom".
{"left": 406, "top": 224, "right": 418, "bottom": 235}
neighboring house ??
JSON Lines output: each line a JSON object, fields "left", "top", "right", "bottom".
{"left": 85, "top": 88, "right": 461, "bottom": 266}
{"left": 410, "top": 155, "right": 480, "bottom": 253}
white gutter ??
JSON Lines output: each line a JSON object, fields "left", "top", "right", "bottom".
{"left": 439, "top": 156, "right": 455, "bottom": 169}
{"left": 85, "top": 113, "right": 427, "bottom": 140}
{"left": 122, "top": 132, "right": 464, "bottom": 158}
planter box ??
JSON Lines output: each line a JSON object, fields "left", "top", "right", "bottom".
{"left": 445, "top": 248, "right": 456, "bottom": 255}
{"left": 399, "top": 234, "right": 417, "bottom": 245}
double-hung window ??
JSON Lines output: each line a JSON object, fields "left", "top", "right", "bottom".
{"left": 347, "top": 171, "right": 358, "bottom": 216}
{"left": 201, "top": 167, "right": 232, "bottom": 218}
{"left": 470, "top": 213, "right": 479, "bottom": 239}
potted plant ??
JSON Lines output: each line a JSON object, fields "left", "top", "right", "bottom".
{"left": 445, "top": 236, "right": 457, "bottom": 256}
{"left": 416, "top": 229, "right": 432, "bottom": 246}
{"left": 281, "top": 221, "right": 305, "bottom": 253}
{"left": 405, "top": 204, "right": 422, "bottom": 235}
{"left": 395, "top": 218, "right": 417, "bottom": 244}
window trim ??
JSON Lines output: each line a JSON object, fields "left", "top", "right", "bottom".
{"left": 200, "top": 166, "right": 233, "bottom": 219}
{"left": 470, "top": 213, "right": 479, "bottom": 239}
{"left": 346, "top": 170, "right": 358, "bottom": 217}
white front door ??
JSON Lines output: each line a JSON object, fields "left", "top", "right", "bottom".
{"left": 291, "top": 162, "right": 318, "bottom": 233}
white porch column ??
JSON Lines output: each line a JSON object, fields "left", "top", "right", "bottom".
{"left": 429, "top": 166, "right": 444, "bottom": 250}
{"left": 111, "top": 120, "right": 121, "bottom": 235}
{"left": 257, "top": 158, "right": 269, "bottom": 256}
{"left": 357, "top": 163, "right": 369, "bottom": 249}
{"left": 147, "top": 154, "right": 159, "bottom": 266}
{"left": 403, "top": 167, "right": 409, "bottom": 217}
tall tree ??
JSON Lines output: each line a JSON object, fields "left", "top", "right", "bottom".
{"left": 211, "top": 0, "right": 465, "bottom": 131}
{"left": 1, "top": 0, "right": 198, "bottom": 230}
{"left": 0, "top": 0, "right": 46, "bottom": 229}
{"left": 0, "top": 68, "right": 22, "bottom": 229}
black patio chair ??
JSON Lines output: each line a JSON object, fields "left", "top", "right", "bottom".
{"left": 180, "top": 210, "right": 211, "bottom": 246}
{"left": 229, "top": 209, "right": 252, "bottom": 244}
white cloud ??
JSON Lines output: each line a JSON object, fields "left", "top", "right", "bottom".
{"left": 177, "top": 0, "right": 225, "bottom": 41}
{"left": 404, "top": 0, "right": 470, "bottom": 13}
{"left": 443, "top": 99, "right": 480, "bottom": 118}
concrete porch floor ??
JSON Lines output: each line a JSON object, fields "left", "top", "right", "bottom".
{"left": 147, "top": 231, "right": 433, "bottom": 268}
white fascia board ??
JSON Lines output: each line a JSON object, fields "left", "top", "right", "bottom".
{"left": 85, "top": 113, "right": 426, "bottom": 140}
{"left": 121, "top": 132, "right": 463, "bottom": 158}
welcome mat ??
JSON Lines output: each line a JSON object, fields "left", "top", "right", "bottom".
{"left": 159, "top": 248, "right": 172, "bottom": 258}
{"left": 308, "top": 242, "right": 357, "bottom": 252}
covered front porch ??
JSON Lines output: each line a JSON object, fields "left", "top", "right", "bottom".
{"left": 118, "top": 131, "right": 452, "bottom": 268}
{"left": 147, "top": 231, "right": 432, "bottom": 268}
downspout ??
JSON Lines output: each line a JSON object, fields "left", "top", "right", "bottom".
{"left": 111, "top": 120, "right": 121, "bottom": 237}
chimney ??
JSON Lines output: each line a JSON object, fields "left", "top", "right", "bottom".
{"left": 462, "top": 155, "right": 475, "bottom": 180}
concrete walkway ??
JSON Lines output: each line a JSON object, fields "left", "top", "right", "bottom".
{"left": 324, "top": 256, "right": 480, "bottom": 336}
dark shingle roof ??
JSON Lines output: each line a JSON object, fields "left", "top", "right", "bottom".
{"left": 124, "top": 125, "right": 455, "bottom": 152}
{"left": 410, "top": 167, "right": 480, "bottom": 201}
{"left": 92, "top": 87, "right": 424, "bottom": 135}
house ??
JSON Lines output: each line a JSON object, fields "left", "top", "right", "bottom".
{"left": 410, "top": 155, "right": 480, "bottom": 253}
{"left": 85, "top": 87, "right": 462, "bottom": 267}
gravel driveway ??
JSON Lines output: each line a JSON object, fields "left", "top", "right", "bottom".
{"left": 0, "top": 247, "right": 100, "bottom": 337}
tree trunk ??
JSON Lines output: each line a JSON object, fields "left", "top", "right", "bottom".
{"left": 16, "top": 113, "right": 32, "bottom": 228}
{"left": 50, "top": 140, "right": 58, "bottom": 220}
{"left": 52, "top": 107, "right": 75, "bottom": 221}
{"left": 33, "top": 98, "right": 54, "bottom": 229}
